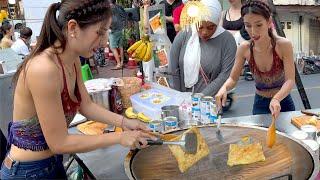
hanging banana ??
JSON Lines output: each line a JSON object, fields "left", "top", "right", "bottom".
{"left": 137, "top": 43, "right": 148, "bottom": 60}
{"left": 142, "top": 42, "right": 153, "bottom": 62}
{"left": 127, "top": 40, "right": 143, "bottom": 54}
{"left": 127, "top": 34, "right": 153, "bottom": 62}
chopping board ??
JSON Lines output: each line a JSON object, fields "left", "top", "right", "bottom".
{"left": 291, "top": 115, "right": 320, "bottom": 130}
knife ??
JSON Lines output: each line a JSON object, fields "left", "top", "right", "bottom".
{"left": 301, "top": 110, "right": 320, "bottom": 118}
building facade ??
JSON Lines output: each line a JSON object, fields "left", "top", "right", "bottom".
{"left": 274, "top": 0, "right": 320, "bottom": 57}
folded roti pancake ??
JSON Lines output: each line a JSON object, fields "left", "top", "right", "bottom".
{"left": 77, "top": 121, "right": 107, "bottom": 135}
{"left": 227, "top": 142, "right": 266, "bottom": 167}
{"left": 168, "top": 127, "right": 210, "bottom": 173}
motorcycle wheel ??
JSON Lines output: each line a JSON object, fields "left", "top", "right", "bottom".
{"left": 245, "top": 75, "right": 254, "bottom": 81}
{"left": 303, "top": 67, "right": 312, "bottom": 75}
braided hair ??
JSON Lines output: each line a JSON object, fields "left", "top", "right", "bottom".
{"left": 13, "top": 0, "right": 112, "bottom": 85}
{"left": 241, "top": 0, "right": 275, "bottom": 47}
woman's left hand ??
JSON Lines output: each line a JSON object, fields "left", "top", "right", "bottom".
{"left": 269, "top": 98, "right": 281, "bottom": 119}
{"left": 122, "top": 117, "right": 150, "bottom": 131}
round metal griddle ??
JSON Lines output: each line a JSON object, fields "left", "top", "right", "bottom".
{"left": 125, "top": 125, "right": 316, "bottom": 180}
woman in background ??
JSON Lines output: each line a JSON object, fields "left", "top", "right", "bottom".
{"left": 215, "top": 0, "right": 295, "bottom": 119}
{"left": 11, "top": 26, "right": 33, "bottom": 56}
{"left": 220, "top": 0, "right": 250, "bottom": 46}
{"left": 0, "top": 23, "right": 14, "bottom": 49}
{"left": 170, "top": 0, "right": 236, "bottom": 96}
{"left": 221, "top": 0, "right": 244, "bottom": 35}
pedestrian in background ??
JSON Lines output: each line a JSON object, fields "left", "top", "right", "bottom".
{"left": 13, "top": 23, "right": 24, "bottom": 41}
{"left": 110, "top": 0, "right": 127, "bottom": 70}
{"left": 216, "top": 0, "right": 295, "bottom": 119}
{"left": 160, "top": 0, "right": 182, "bottom": 42}
{"left": 220, "top": 0, "right": 250, "bottom": 46}
{"left": 11, "top": 26, "right": 33, "bottom": 56}
{"left": 172, "top": 0, "right": 188, "bottom": 32}
{"left": 0, "top": 23, "right": 14, "bottom": 49}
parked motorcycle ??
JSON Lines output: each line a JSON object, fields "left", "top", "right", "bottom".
{"left": 301, "top": 56, "right": 320, "bottom": 75}
{"left": 223, "top": 88, "right": 236, "bottom": 112}
{"left": 243, "top": 63, "right": 254, "bottom": 81}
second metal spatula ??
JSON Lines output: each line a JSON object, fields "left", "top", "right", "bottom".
{"left": 146, "top": 132, "right": 198, "bottom": 154}
{"left": 266, "top": 115, "right": 276, "bottom": 148}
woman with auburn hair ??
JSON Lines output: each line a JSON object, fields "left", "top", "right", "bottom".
{"left": 215, "top": 0, "right": 295, "bottom": 119}
{"left": 0, "top": 23, "right": 14, "bottom": 48}
{"left": 1, "top": 1, "right": 155, "bottom": 179}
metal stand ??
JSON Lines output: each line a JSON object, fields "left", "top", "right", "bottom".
{"left": 65, "top": 154, "right": 96, "bottom": 180}
{"left": 0, "top": 129, "right": 7, "bottom": 164}
{"left": 268, "top": 0, "right": 311, "bottom": 109}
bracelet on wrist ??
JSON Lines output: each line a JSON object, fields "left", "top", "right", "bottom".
{"left": 272, "top": 97, "right": 280, "bottom": 102}
{"left": 120, "top": 116, "right": 125, "bottom": 129}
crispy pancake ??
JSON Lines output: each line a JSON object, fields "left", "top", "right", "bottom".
{"left": 168, "top": 127, "right": 210, "bottom": 173}
{"left": 77, "top": 121, "right": 107, "bottom": 135}
{"left": 227, "top": 142, "right": 266, "bottom": 167}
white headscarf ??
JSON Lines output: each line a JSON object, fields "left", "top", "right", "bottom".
{"left": 183, "top": 0, "right": 225, "bottom": 88}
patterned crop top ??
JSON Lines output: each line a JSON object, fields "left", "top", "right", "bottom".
{"left": 249, "top": 41, "right": 285, "bottom": 92}
{"left": 7, "top": 54, "right": 82, "bottom": 151}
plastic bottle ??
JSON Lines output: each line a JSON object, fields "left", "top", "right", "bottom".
{"left": 137, "top": 71, "right": 144, "bottom": 85}
{"left": 109, "top": 85, "right": 123, "bottom": 114}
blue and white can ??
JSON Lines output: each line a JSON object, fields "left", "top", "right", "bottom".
{"left": 164, "top": 116, "right": 178, "bottom": 131}
{"left": 209, "top": 100, "right": 218, "bottom": 123}
{"left": 200, "top": 96, "right": 213, "bottom": 124}
{"left": 192, "top": 93, "right": 203, "bottom": 122}
{"left": 149, "top": 120, "right": 163, "bottom": 132}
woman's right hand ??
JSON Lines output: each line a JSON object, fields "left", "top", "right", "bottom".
{"left": 119, "top": 130, "right": 157, "bottom": 149}
{"left": 215, "top": 86, "right": 228, "bottom": 111}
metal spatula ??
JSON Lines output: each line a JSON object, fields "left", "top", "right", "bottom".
{"left": 216, "top": 108, "right": 224, "bottom": 142}
{"left": 266, "top": 115, "right": 276, "bottom": 148}
{"left": 146, "top": 132, "right": 198, "bottom": 154}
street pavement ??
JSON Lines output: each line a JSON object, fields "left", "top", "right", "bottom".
{"left": 223, "top": 73, "right": 320, "bottom": 118}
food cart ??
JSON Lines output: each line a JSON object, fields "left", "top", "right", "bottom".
{"left": 69, "top": 109, "right": 320, "bottom": 179}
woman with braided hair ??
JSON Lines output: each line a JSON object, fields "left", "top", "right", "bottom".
{"left": 1, "top": 1, "right": 156, "bottom": 179}
{"left": 215, "top": 0, "right": 295, "bottom": 119}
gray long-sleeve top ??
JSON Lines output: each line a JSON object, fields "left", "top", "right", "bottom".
{"left": 169, "top": 30, "right": 237, "bottom": 96}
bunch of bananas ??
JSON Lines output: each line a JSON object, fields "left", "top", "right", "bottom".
{"left": 127, "top": 35, "right": 153, "bottom": 62}
{"left": 125, "top": 107, "right": 152, "bottom": 123}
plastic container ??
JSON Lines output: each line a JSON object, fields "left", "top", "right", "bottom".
{"left": 130, "top": 88, "right": 179, "bottom": 120}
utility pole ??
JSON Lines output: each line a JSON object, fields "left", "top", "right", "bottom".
{"left": 268, "top": 0, "right": 311, "bottom": 109}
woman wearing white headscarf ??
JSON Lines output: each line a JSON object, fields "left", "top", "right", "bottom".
{"left": 169, "top": 0, "right": 237, "bottom": 96}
